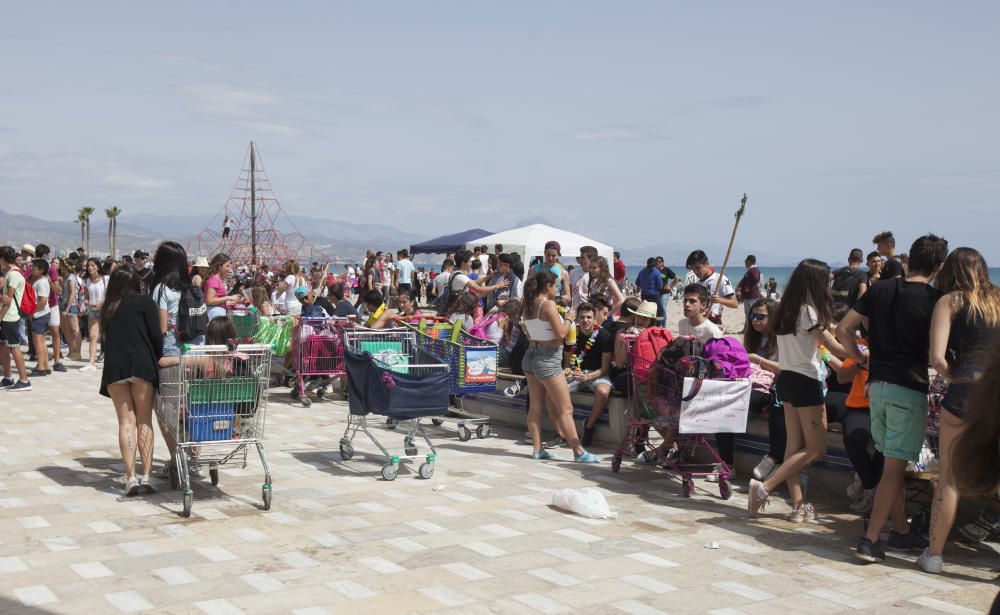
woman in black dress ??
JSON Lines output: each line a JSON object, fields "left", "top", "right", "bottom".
{"left": 99, "top": 266, "right": 163, "bottom": 496}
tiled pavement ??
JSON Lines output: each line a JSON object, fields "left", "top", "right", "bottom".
{"left": 1, "top": 358, "right": 997, "bottom": 614}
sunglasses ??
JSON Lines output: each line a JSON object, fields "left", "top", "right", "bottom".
{"left": 749, "top": 313, "right": 768, "bottom": 322}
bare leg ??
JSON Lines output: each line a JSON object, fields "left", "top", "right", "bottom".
{"left": 131, "top": 378, "right": 156, "bottom": 478}
{"left": 108, "top": 383, "right": 138, "bottom": 480}
{"left": 525, "top": 373, "right": 547, "bottom": 453}
{"left": 865, "top": 458, "right": 909, "bottom": 542}
{"left": 88, "top": 319, "right": 100, "bottom": 365}
{"left": 583, "top": 384, "right": 611, "bottom": 429}
{"left": 763, "top": 405, "right": 827, "bottom": 507}
{"left": 33, "top": 333, "right": 49, "bottom": 372}
{"left": 539, "top": 374, "right": 585, "bottom": 455}
{"left": 928, "top": 410, "right": 963, "bottom": 556}
{"left": 1, "top": 345, "right": 10, "bottom": 379}
{"left": 49, "top": 324, "right": 61, "bottom": 365}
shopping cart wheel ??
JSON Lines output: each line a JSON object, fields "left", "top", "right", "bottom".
{"left": 262, "top": 486, "right": 272, "bottom": 511}
{"left": 381, "top": 464, "right": 399, "bottom": 481}
{"left": 458, "top": 426, "right": 472, "bottom": 442}
{"left": 182, "top": 490, "right": 193, "bottom": 517}
{"left": 431, "top": 419, "right": 444, "bottom": 426}
{"left": 611, "top": 453, "right": 622, "bottom": 473}
{"left": 681, "top": 479, "right": 695, "bottom": 498}
{"left": 301, "top": 397, "right": 312, "bottom": 408}
{"left": 719, "top": 480, "right": 732, "bottom": 501}
{"left": 209, "top": 467, "right": 219, "bottom": 486}
{"left": 476, "top": 424, "right": 491, "bottom": 439}
{"left": 419, "top": 463, "right": 434, "bottom": 479}
{"left": 339, "top": 442, "right": 355, "bottom": 461}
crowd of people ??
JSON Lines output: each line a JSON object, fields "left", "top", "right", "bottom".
{"left": 2, "top": 228, "right": 998, "bottom": 579}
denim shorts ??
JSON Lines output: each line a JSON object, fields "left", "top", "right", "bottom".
{"left": 567, "top": 376, "right": 613, "bottom": 393}
{"left": 870, "top": 381, "right": 928, "bottom": 462}
{"left": 521, "top": 343, "right": 564, "bottom": 380}
{"left": 31, "top": 313, "right": 51, "bottom": 335}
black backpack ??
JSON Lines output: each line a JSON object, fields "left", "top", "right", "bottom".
{"left": 656, "top": 335, "right": 704, "bottom": 374}
{"left": 176, "top": 285, "right": 208, "bottom": 342}
{"left": 832, "top": 267, "right": 866, "bottom": 308}
{"left": 432, "top": 273, "right": 465, "bottom": 315}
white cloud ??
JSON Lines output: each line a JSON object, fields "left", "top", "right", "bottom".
{"left": 565, "top": 126, "right": 666, "bottom": 142}
{"left": 177, "top": 82, "right": 309, "bottom": 137}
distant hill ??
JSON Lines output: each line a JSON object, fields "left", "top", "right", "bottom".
{"left": 0, "top": 209, "right": 422, "bottom": 262}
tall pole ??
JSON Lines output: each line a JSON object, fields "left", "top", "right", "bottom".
{"left": 250, "top": 141, "right": 257, "bottom": 274}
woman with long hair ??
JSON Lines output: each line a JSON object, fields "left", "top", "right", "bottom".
{"left": 275, "top": 260, "right": 304, "bottom": 316}
{"left": 59, "top": 259, "right": 83, "bottom": 361}
{"left": 81, "top": 257, "right": 108, "bottom": 371}
{"left": 204, "top": 253, "right": 240, "bottom": 320}
{"left": 749, "top": 259, "right": 836, "bottom": 521}
{"left": 99, "top": 266, "right": 163, "bottom": 495}
{"left": 520, "top": 269, "right": 599, "bottom": 463}
{"left": 922, "top": 247, "right": 1000, "bottom": 573}
{"left": 587, "top": 256, "right": 625, "bottom": 315}
{"left": 743, "top": 298, "right": 788, "bottom": 482}
{"left": 250, "top": 285, "right": 274, "bottom": 316}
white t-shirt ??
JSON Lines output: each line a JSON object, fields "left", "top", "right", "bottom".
{"left": 776, "top": 304, "right": 823, "bottom": 381}
{"left": 1, "top": 269, "right": 26, "bottom": 323}
{"left": 280, "top": 274, "right": 302, "bottom": 314}
{"left": 683, "top": 270, "right": 735, "bottom": 322}
{"left": 678, "top": 317, "right": 722, "bottom": 344}
{"left": 478, "top": 254, "right": 490, "bottom": 273}
{"left": 83, "top": 275, "right": 109, "bottom": 311}
{"left": 396, "top": 258, "right": 416, "bottom": 286}
{"left": 32, "top": 278, "right": 51, "bottom": 317}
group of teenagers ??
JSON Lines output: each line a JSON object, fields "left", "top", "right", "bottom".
{"left": 6, "top": 232, "right": 1000, "bottom": 579}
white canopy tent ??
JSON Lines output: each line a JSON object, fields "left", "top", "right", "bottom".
{"left": 467, "top": 224, "right": 614, "bottom": 274}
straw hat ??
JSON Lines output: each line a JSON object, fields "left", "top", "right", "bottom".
{"left": 21, "top": 244, "right": 35, "bottom": 256}
{"left": 629, "top": 300, "right": 660, "bottom": 320}
{"left": 193, "top": 256, "right": 209, "bottom": 268}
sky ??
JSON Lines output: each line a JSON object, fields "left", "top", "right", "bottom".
{"left": 2, "top": 2, "right": 998, "bottom": 263}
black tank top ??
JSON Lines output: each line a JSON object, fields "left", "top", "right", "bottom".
{"left": 947, "top": 304, "right": 993, "bottom": 377}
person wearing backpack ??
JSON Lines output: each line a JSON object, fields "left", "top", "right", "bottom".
{"left": 151, "top": 241, "right": 207, "bottom": 359}
{"left": 0, "top": 246, "right": 31, "bottom": 391}
{"left": 831, "top": 249, "right": 869, "bottom": 309}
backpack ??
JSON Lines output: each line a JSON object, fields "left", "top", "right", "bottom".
{"left": 702, "top": 337, "right": 752, "bottom": 379}
{"left": 656, "top": 335, "right": 704, "bottom": 374}
{"left": 432, "top": 273, "right": 465, "bottom": 315}
{"left": 175, "top": 285, "right": 208, "bottom": 342}
{"left": 11, "top": 268, "right": 36, "bottom": 319}
{"left": 629, "top": 327, "right": 674, "bottom": 383}
{"left": 831, "top": 266, "right": 867, "bottom": 308}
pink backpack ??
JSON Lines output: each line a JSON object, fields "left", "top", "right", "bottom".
{"left": 702, "top": 337, "right": 752, "bottom": 379}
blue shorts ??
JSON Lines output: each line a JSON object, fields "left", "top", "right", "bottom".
{"left": 522, "top": 343, "right": 564, "bottom": 380}
{"left": 31, "top": 313, "right": 51, "bottom": 335}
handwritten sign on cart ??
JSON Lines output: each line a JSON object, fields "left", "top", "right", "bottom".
{"left": 679, "top": 378, "right": 752, "bottom": 434}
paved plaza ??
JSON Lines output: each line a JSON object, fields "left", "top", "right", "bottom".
{"left": 0, "top": 359, "right": 997, "bottom": 614}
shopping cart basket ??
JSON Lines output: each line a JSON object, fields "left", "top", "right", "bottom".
{"left": 611, "top": 335, "right": 750, "bottom": 500}
{"left": 405, "top": 320, "right": 497, "bottom": 441}
{"left": 155, "top": 343, "right": 273, "bottom": 517}
{"left": 342, "top": 328, "right": 450, "bottom": 480}
{"left": 290, "top": 316, "right": 354, "bottom": 407}
{"left": 229, "top": 306, "right": 261, "bottom": 342}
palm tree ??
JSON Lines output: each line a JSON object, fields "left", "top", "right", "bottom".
{"left": 78, "top": 206, "right": 95, "bottom": 256}
{"left": 75, "top": 210, "right": 87, "bottom": 249}
{"left": 105, "top": 206, "right": 122, "bottom": 259}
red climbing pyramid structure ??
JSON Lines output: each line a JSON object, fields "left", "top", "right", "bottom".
{"left": 192, "top": 141, "right": 312, "bottom": 272}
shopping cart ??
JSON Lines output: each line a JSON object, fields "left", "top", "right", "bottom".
{"left": 611, "top": 335, "right": 750, "bottom": 500}
{"left": 155, "top": 343, "right": 273, "bottom": 517}
{"left": 229, "top": 306, "right": 261, "bottom": 342}
{"left": 342, "top": 328, "right": 450, "bottom": 480}
{"left": 404, "top": 320, "right": 497, "bottom": 441}
{"left": 290, "top": 316, "right": 354, "bottom": 407}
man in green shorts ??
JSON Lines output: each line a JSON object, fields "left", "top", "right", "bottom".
{"left": 837, "top": 234, "right": 948, "bottom": 564}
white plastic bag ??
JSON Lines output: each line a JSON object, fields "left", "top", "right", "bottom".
{"left": 551, "top": 488, "right": 617, "bottom": 519}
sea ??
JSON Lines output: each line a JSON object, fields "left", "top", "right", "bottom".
{"left": 622, "top": 265, "right": 1000, "bottom": 293}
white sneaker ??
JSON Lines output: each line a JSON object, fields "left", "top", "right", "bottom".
{"left": 706, "top": 463, "right": 732, "bottom": 483}
{"left": 80, "top": 364, "right": 97, "bottom": 372}
{"left": 753, "top": 455, "right": 777, "bottom": 481}
{"left": 917, "top": 548, "right": 943, "bottom": 574}
{"left": 849, "top": 488, "right": 875, "bottom": 514}
{"left": 847, "top": 473, "right": 864, "bottom": 502}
